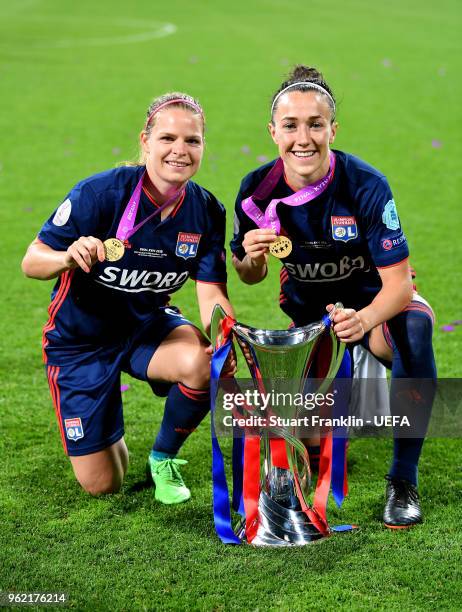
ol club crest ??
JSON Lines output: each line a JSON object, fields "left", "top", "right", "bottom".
{"left": 64, "top": 417, "right": 84, "bottom": 441}
{"left": 176, "top": 232, "right": 201, "bottom": 259}
{"left": 331, "top": 216, "right": 358, "bottom": 242}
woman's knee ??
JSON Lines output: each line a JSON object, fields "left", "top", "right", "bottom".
{"left": 70, "top": 440, "right": 128, "bottom": 496}
{"left": 173, "top": 327, "right": 211, "bottom": 387}
{"left": 148, "top": 325, "right": 210, "bottom": 387}
{"left": 388, "top": 309, "right": 436, "bottom": 377}
{"left": 77, "top": 470, "right": 124, "bottom": 496}
{"left": 177, "top": 346, "right": 210, "bottom": 388}
{"left": 389, "top": 310, "right": 434, "bottom": 356}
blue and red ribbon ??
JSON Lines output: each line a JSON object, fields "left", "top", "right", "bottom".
{"left": 210, "top": 316, "right": 243, "bottom": 544}
{"left": 210, "top": 316, "right": 353, "bottom": 544}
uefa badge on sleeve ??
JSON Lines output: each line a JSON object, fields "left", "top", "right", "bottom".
{"left": 331, "top": 216, "right": 358, "bottom": 242}
{"left": 64, "top": 417, "right": 84, "bottom": 441}
{"left": 382, "top": 199, "right": 400, "bottom": 230}
{"left": 175, "top": 232, "right": 201, "bottom": 259}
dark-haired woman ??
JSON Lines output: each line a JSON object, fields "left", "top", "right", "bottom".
{"left": 231, "top": 66, "right": 436, "bottom": 528}
{"left": 22, "top": 93, "right": 235, "bottom": 503}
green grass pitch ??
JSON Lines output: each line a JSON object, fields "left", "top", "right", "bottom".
{"left": 1, "top": 0, "right": 461, "bottom": 609}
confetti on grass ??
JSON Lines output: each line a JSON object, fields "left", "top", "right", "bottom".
{"left": 441, "top": 325, "right": 454, "bottom": 332}
{"left": 431, "top": 140, "right": 442, "bottom": 149}
{"left": 452, "top": 320, "right": 462, "bottom": 325}
{"left": 257, "top": 155, "right": 269, "bottom": 163}
{"left": 120, "top": 384, "right": 130, "bottom": 392}
{"left": 241, "top": 145, "right": 250, "bottom": 155}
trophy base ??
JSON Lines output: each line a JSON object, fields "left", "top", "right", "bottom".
{"left": 236, "top": 491, "right": 327, "bottom": 547}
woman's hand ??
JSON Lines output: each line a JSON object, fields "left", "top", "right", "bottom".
{"left": 64, "top": 236, "right": 106, "bottom": 273}
{"left": 205, "top": 344, "right": 237, "bottom": 377}
{"left": 22, "top": 236, "right": 105, "bottom": 281}
{"left": 242, "top": 228, "right": 277, "bottom": 267}
{"left": 233, "top": 229, "right": 277, "bottom": 284}
{"left": 326, "top": 303, "right": 365, "bottom": 343}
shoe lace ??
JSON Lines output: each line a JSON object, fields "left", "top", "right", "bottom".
{"left": 153, "top": 459, "right": 186, "bottom": 486}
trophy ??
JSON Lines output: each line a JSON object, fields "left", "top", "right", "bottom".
{"left": 210, "top": 303, "right": 350, "bottom": 547}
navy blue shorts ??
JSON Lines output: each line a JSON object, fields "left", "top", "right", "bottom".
{"left": 46, "top": 306, "right": 194, "bottom": 457}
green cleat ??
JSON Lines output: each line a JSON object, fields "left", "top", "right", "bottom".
{"left": 147, "top": 456, "right": 191, "bottom": 504}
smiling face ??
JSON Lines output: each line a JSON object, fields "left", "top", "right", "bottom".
{"left": 140, "top": 107, "right": 204, "bottom": 193}
{"left": 269, "top": 90, "right": 337, "bottom": 190}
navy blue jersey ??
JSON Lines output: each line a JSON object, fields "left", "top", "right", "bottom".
{"left": 39, "top": 165, "right": 227, "bottom": 364}
{"left": 230, "top": 150, "right": 409, "bottom": 325}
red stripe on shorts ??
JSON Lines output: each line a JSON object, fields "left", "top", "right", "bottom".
{"left": 42, "top": 270, "right": 74, "bottom": 363}
{"left": 47, "top": 365, "right": 68, "bottom": 454}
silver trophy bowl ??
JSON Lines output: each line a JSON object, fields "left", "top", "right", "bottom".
{"left": 211, "top": 303, "right": 345, "bottom": 546}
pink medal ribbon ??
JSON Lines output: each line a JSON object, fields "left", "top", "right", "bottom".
{"left": 116, "top": 171, "right": 185, "bottom": 241}
{"left": 242, "top": 151, "right": 336, "bottom": 233}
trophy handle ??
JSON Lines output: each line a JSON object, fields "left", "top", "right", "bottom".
{"left": 326, "top": 327, "right": 346, "bottom": 379}
{"left": 210, "top": 303, "right": 229, "bottom": 350}
{"left": 314, "top": 328, "right": 347, "bottom": 397}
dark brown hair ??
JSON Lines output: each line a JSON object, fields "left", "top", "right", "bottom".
{"left": 271, "top": 65, "right": 336, "bottom": 122}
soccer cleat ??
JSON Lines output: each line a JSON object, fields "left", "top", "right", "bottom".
{"left": 147, "top": 456, "right": 191, "bottom": 504}
{"left": 383, "top": 475, "right": 423, "bottom": 528}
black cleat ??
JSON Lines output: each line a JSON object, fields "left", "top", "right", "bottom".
{"left": 383, "top": 475, "right": 423, "bottom": 529}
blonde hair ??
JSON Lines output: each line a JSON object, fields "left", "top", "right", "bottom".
{"left": 118, "top": 92, "right": 205, "bottom": 167}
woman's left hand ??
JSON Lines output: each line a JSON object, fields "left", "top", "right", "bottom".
{"left": 326, "top": 304, "right": 365, "bottom": 343}
{"left": 205, "top": 344, "right": 237, "bottom": 377}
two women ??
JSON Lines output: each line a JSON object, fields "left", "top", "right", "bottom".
{"left": 24, "top": 70, "right": 435, "bottom": 529}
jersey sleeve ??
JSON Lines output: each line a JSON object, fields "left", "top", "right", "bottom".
{"left": 37, "top": 182, "right": 101, "bottom": 251}
{"left": 359, "top": 176, "right": 409, "bottom": 267}
{"left": 229, "top": 178, "right": 258, "bottom": 261}
{"left": 193, "top": 194, "right": 227, "bottom": 283}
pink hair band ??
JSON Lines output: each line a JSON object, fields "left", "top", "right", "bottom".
{"left": 144, "top": 98, "right": 203, "bottom": 129}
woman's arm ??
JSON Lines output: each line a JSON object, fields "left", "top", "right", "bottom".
{"left": 231, "top": 228, "right": 276, "bottom": 285}
{"left": 195, "top": 281, "right": 235, "bottom": 337}
{"left": 22, "top": 236, "right": 105, "bottom": 280}
{"left": 330, "top": 259, "right": 413, "bottom": 342}
{"left": 196, "top": 281, "right": 237, "bottom": 376}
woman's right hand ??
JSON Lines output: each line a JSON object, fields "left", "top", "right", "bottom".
{"left": 64, "top": 236, "right": 106, "bottom": 273}
{"left": 242, "top": 228, "right": 277, "bottom": 268}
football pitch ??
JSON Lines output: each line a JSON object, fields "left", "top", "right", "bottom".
{"left": 1, "top": 0, "right": 461, "bottom": 609}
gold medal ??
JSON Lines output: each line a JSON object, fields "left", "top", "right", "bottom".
{"left": 103, "top": 238, "right": 125, "bottom": 262}
{"left": 269, "top": 235, "right": 292, "bottom": 259}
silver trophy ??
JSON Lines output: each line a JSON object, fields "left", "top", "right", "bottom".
{"left": 211, "top": 303, "right": 346, "bottom": 546}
